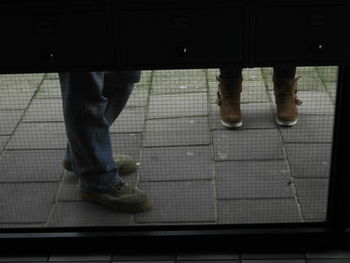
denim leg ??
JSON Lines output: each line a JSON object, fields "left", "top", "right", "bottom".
{"left": 58, "top": 72, "right": 122, "bottom": 191}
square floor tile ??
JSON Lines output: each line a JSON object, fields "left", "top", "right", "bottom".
{"left": 134, "top": 180, "right": 216, "bottom": 223}
{"left": 217, "top": 199, "right": 301, "bottom": 224}
{"left": 0, "top": 110, "right": 23, "bottom": 135}
{"left": 285, "top": 144, "right": 332, "bottom": 178}
{"left": 152, "top": 69, "right": 207, "bottom": 95}
{"left": 212, "top": 129, "right": 285, "bottom": 161}
{"left": 148, "top": 93, "right": 208, "bottom": 119}
{"left": 7, "top": 122, "right": 66, "bottom": 150}
{"left": 110, "top": 133, "right": 142, "bottom": 162}
{"left": 23, "top": 98, "right": 63, "bottom": 122}
{"left": 294, "top": 178, "right": 329, "bottom": 221}
{"left": 177, "top": 251, "right": 239, "bottom": 260}
{"left": 215, "top": 160, "right": 292, "bottom": 199}
{"left": 36, "top": 79, "right": 61, "bottom": 99}
{"left": 110, "top": 107, "right": 146, "bottom": 133}
{"left": 47, "top": 202, "right": 132, "bottom": 227}
{"left": 139, "top": 146, "right": 214, "bottom": 181}
{"left": 49, "top": 253, "right": 111, "bottom": 261}
{"left": 279, "top": 115, "right": 334, "bottom": 143}
{"left": 0, "top": 136, "right": 9, "bottom": 152}
{"left": 143, "top": 117, "right": 210, "bottom": 147}
{"left": 0, "top": 183, "right": 58, "bottom": 223}
{"left": 0, "top": 150, "right": 64, "bottom": 182}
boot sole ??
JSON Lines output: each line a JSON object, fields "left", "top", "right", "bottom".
{"left": 80, "top": 190, "right": 152, "bottom": 213}
{"left": 221, "top": 119, "right": 243, "bottom": 129}
{"left": 275, "top": 117, "right": 298, "bottom": 127}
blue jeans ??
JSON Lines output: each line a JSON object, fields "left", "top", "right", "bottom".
{"left": 58, "top": 71, "right": 141, "bottom": 191}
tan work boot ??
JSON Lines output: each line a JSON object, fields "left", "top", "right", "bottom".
{"left": 273, "top": 75, "right": 302, "bottom": 127}
{"left": 216, "top": 76, "right": 243, "bottom": 128}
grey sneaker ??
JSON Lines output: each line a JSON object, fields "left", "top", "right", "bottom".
{"left": 62, "top": 154, "right": 137, "bottom": 175}
{"left": 79, "top": 182, "right": 152, "bottom": 213}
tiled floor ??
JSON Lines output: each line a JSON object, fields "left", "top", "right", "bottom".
{"left": 0, "top": 67, "right": 338, "bottom": 228}
{"left": 1, "top": 249, "right": 350, "bottom": 263}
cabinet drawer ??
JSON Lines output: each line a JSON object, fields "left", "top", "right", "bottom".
{"left": 254, "top": 5, "right": 350, "bottom": 64}
{"left": 117, "top": 7, "right": 244, "bottom": 67}
{"left": 0, "top": 10, "right": 109, "bottom": 71}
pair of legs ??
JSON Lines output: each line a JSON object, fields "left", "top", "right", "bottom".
{"left": 218, "top": 66, "right": 301, "bottom": 128}
{"left": 58, "top": 71, "right": 151, "bottom": 212}
{"left": 59, "top": 71, "right": 139, "bottom": 190}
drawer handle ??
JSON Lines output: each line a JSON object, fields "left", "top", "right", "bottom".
{"left": 174, "top": 46, "right": 188, "bottom": 57}
{"left": 310, "top": 43, "right": 325, "bottom": 54}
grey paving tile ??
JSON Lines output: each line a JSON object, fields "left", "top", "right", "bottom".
{"left": 0, "top": 92, "right": 33, "bottom": 110}
{"left": 147, "top": 93, "right": 208, "bottom": 119}
{"left": 0, "top": 254, "right": 48, "bottom": 262}
{"left": 23, "top": 98, "right": 63, "bottom": 122}
{"left": 36, "top": 78, "right": 61, "bottom": 99}
{"left": 307, "top": 260, "right": 350, "bottom": 263}
{"left": 125, "top": 88, "right": 149, "bottom": 108}
{"left": 152, "top": 69, "right": 207, "bottom": 95}
{"left": 279, "top": 115, "right": 334, "bottom": 143}
{"left": 110, "top": 107, "right": 145, "bottom": 133}
{"left": 294, "top": 178, "right": 329, "bottom": 221}
{"left": 0, "top": 136, "right": 9, "bottom": 152}
{"left": 115, "top": 261, "right": 174, "bottom": 263}
{"left": 0, "top": 110, "right": 23, "bottom": 135}
{"left": 285, "top": 143, "right": 332, "bottom": 178}
{"left": 49, "top": 253, "right": 111, "bottom": 261}
{"left": 0, "top": 150, "right": 64, "bottom": 182}
{"left": 139, "top": 146, "right": 214, "bottom": 182}
{"left": 7, "top": 122, "right": 67, "bottom": 150}
{"left": 45, "top": 73, "right": 59, "bottom": 79}
{"left": 215, "top": 160, "right": 292, "bottom": 199}
{"left": 110, "top": 133, "right": 142, "bottom": 162}
{"left": 47, "top": 202, "right": 132, "bottom": 227}
{"left": 212, "top": 129, "right": 285, "bottom": 161}
{"left": 113, "top": 253, "right": 176, "bottom": 261}
{"left": 0, "top": 182, "right": 58, "bottom": 223}
{"left": 314, "top": 66, "right": 339, "bottom": 83}
{"left": 177, "top": 251, "right": 239, "bottom": 260}
{"left": 0, "top": 73, "right": 44, "bottom": 91}
{"left": 143, "top": 117, "right": 210, "bottom": 147}
{"left": 209, "top": 103, "right": 275, "bottom": 130}
{"left": 178, "top": 261, "right": 238, "bottom": 263}
{"left": 241, "top": 253, "right": 305, "bottom": 259}
{"left": 134, "top": 180, "right": 216, "bottom": 223}
{"left": 305, "top": 250, "right": 350, "bottom": 258}
{"left": 217, "top": 199, "right": 301, "bottom": 224}
{"left": 241, "top": 260, "right": 305, "bottom": 263}
{"left": 57, "top": 170, "right": 137, "bottom": 202}
{"left": 325, "top": 82, "right": 337, "bottom": 105}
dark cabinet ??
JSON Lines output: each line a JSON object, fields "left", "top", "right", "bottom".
{"left": 254, "top": 5, "right": 350, "bottom": 64}
{"left": 116, "top": 7, "right": 244, "bottom": 68}
{"left": 0, "top": 10, "right": 109, "bottom": 71}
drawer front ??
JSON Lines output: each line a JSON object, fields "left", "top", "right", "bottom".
{"left": 254, "top": 5, "right": 350, "bottom": 63}
{"left": 0, "top": 11, "right": 109, "bottom": 71}
{"left": 117, "top": 7, "right": 244, "bottom": 67}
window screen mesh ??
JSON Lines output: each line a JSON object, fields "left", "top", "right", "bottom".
{"left": 0, "top": 66, "right": 337, "bottom": 228}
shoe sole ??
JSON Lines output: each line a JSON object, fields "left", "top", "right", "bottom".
{"left": 275, "top": 117, "right": 298, "bottom": 127}
{"left": 80, "top": 190, "right": 152, "bottom": 213}
{"left": 221, "top": 119, "right": 243, "bottom": 129}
